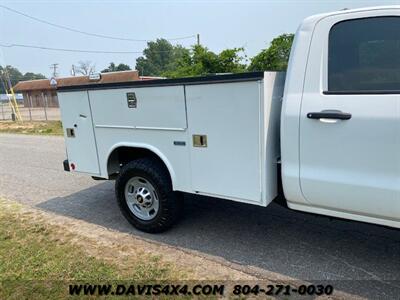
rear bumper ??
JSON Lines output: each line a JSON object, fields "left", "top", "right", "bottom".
{"left": 63, "top": 159, "right": 70, "bottom": 172}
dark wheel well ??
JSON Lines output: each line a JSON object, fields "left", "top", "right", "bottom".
{"left": 274, "top": 162, "right": 287, "bottom": 208}
{"left": 107, "top": 147, "right": 171, "bottom": 182}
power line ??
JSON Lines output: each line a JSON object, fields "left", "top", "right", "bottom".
{"left": 0, "top": 4, "right": 196, "bottom": 42}
{"left": 0, "top": 43, "right": 161, "bottom": 54}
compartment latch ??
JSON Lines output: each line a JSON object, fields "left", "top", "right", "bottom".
{"left": 193, "top": 134, "right": 207, "bottom": 147}
{"left": 66, "top": 128, "right": 75, "bottom": 138}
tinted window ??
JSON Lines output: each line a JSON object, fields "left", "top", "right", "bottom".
{"left": 328, "top": 17, "right": 400, "bottom": 92}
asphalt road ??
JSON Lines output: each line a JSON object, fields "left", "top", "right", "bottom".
{"left": 1, "top": 134, "right": 400, "bottom": 299}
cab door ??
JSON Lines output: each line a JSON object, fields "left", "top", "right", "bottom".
{"left": 299, "top": 13, "right": 400, "bottom": 220}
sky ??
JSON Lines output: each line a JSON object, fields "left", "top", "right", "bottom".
{"left": 0, "top": 0, "right": 398, "bottom": 77}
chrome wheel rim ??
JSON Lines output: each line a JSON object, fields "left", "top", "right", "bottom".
{"left": 124, "top": 176, "right": 159, "bottom": 221}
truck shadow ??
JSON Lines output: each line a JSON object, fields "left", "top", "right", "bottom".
{"left": 36, "top": 181, "right": 400, "bottom": 299}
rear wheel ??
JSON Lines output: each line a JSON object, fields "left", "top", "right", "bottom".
{"left": 115, "top": 158, "right": 182, "bottom": 233}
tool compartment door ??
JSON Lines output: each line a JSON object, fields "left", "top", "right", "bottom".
{"left": 186, "top": 81, "right": 262, "bottom": 204}
{"left": 88, "top": 85, "right": 187, "bottom": 129}
{"left": 59, "top": 91, "right": 99, "bottom": 175}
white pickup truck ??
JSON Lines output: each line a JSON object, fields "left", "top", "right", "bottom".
{"left": 58, "top": 6, "right": 400, "bottom": 232}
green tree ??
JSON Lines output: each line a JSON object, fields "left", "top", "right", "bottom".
{"left": 248, "top": 34, "right": 294, "bottom": 71}
{"left": 101, "top": 62, "right": 131, "bottom": 73}
{"left": 135, "top": 39, "right": 189, "bottom": 76}
{"left": 0, "top": 65, "right": 22, "bottom": 93}
{"left": 163, "top": 45, "right": 247, "bottom": 78}
{"left": 22, "top": 72, "right": 47, "bottom": 81}
{"left": 0, "top": 65, "right": 46, "bottom": 94}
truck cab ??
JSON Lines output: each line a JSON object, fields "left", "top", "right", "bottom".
{"left": 281, "top": 6, "right": 400, "bottom": 228}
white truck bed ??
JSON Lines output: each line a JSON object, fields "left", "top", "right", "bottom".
{"left": 58, "top": 72, "right": 285, "bottom": 206}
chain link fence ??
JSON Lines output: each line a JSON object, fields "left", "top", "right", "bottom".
{"left": 0, "top": 102, "right": 60, "bottom": 121}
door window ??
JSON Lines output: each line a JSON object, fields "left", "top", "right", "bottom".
{"left": 328, "top": 17, "right": 400, "bottom": 92}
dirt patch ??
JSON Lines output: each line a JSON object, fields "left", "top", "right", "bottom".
{"left": 0, "top": 121, "right": 63, "bottom": 135}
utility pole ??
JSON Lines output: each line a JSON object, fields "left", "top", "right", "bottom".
{"left": 71, "top": 65, "right": 76, "bottom": 76}
{"left": 50, "top": 63, "right": 59, "bottom": 78}
{"left": 197, "top": 34, "right": 200, "bottom": 46}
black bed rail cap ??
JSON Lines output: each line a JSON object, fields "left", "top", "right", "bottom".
{"left": 57, "top": 71, "right": 265, "bottom": 92}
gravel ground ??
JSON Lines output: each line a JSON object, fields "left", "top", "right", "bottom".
{"left": 1, "top": 133, "right": 399, "bottom": 299}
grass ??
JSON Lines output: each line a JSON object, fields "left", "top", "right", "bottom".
{"left": 0, "top": 199, "right": 181, "bottom": 299}
{"left": 0, "top": 121, "right": 63, "bottom": 136}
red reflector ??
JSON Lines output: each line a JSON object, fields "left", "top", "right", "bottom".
{"left": 70, "top": 163, "right": 76, "bottom": 170}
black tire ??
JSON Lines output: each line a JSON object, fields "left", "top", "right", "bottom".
{"left": 115, "top": 158, "right": 182, "bottom": 233}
